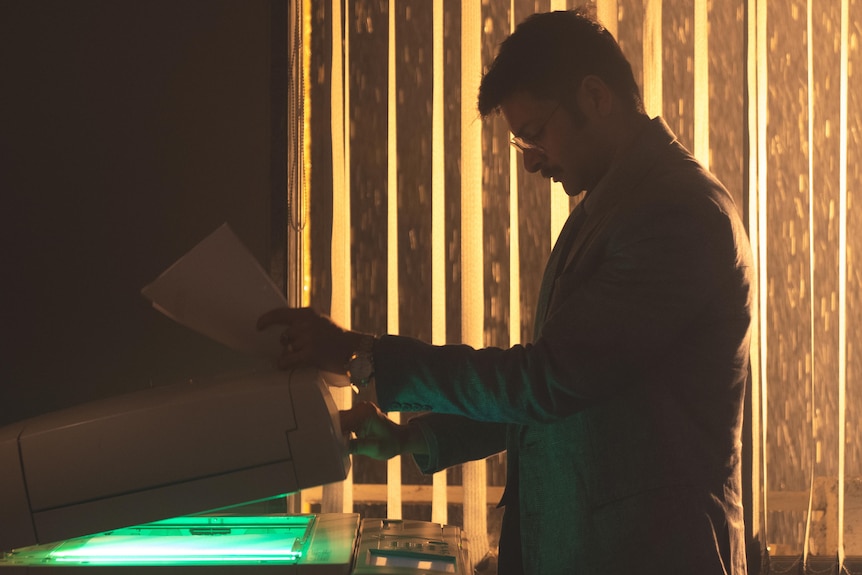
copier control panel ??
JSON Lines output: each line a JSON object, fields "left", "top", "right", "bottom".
{"left": 353, "top": 519, "right": 467, "bottom": 574}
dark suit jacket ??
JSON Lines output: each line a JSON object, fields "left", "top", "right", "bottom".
{"left": 373, "top": 118, "right": 752, "bottom": 575}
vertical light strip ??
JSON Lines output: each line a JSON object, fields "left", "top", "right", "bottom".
{"left": 504, "top": 8, "right": 521, "bottom": 567}
{"left": 802, "top": 0, "right": 816, "bottom": 562}
{"left": 387, "top": 2, "right": 400, "bottom": 339}
{"left": 340, "top": 0, "right": 355, "bottom": 518}
{"left": 329, "top": 1, "right": 349, "bottom": 327}
{"left": 643, "top": 0, "right": 663, "bottom": 118}
{"left": 745, "top": 0, "right": 765, "bottom": 547}
{"left": 461, "top": 0, "right": 487, "bottom": 567}
{"left": 756, "top": 0, "right": 770, "bottom": 546}
{"left": 461, "top": 4, "right": 483, "bottom": 377}
{"left": 596, "top": 0, "right": 618, "bottom": 39}
{"left": 837, "top": 0, "right": 849, "bottom": 565}
{"left": 387, "top": 0, "right": 403, "bottom": 521}
{"left": 301, "top": 0, "right": 312, "bottom": 306}
{"left": 549, "top": 0, "right": 569, "bottom": 245}
{"left": 432, "top": 2, "right": 446, "bottom": 348}
{"left": 509, "top": 0, "right": 520, "bottom": 350}
{"left": 325, "top": 0, "right": 353, "bottom": 515}
{"left": 693, "top": 0, "right": 709, "bottom": 169}
{"left": 431, "top": 0, "right": 448, "bottom": 527}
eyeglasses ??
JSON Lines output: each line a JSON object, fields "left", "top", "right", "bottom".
{"left": 510, "top": 103, "right": 561, "bottom": 153}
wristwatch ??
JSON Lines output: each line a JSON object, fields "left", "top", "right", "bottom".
{"left": 347, "top": 334, "right": 376, "bottom": 388}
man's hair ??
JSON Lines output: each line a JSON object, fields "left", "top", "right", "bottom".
{"left": 477, "top": 8, "right": 644, "bottom": 117}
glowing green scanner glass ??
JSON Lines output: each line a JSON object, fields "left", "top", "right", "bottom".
{"left": 3, "top": 515, "right": 315, "bottom": 567}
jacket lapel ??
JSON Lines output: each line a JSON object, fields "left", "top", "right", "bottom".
{"left": 559, "top": 118, "right": 679, "bottom": 279}
{"left": 532, "top": 200, "right": 587, "bottom": 340}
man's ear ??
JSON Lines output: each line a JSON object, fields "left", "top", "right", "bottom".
{"left": 578, "top": 75, "right": 614, "bottom": 117}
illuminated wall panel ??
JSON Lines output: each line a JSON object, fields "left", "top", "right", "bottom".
{"left": 348, "top": 0, "right": 391, "bottom": 504}
{"left": 617, "top": 0, "right": 645, "bottom": 97}
{"left": 764, "top": 0, "right": 816, "bottom": 555}
{"left": 349, "top": 0, "right": 389, "bottom": 337}
{"left": 443, "top": 0, "right": 463, "bottom": 347}
{"left": 482, "top": 0, "right": 512, "bottom": 351}
{"left": 514, "top": 0, "right": 552, "bottom": 344}
{"left": 846, "top": 0, "right": 862, "bottom": 484}
{"left": 806, "top": 0, "right": 843, "bottom": 557}
{"left": 661, "top": 0, "right": 694, "bottom": 151}
{"left": 708, "top": 1, "right": 745, "bottom": 210}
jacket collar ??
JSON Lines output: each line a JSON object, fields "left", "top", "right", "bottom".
{"left": 581, "top": 116, "right": 677, "bottom": 218}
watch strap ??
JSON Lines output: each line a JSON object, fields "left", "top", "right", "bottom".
{"left": 347, "top": 334, "right": 376, "bottom": 388}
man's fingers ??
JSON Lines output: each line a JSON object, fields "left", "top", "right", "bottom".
{"left": 339, "top": 401, "right": 378, "bottom": 433}
{"left": 348, "top": 437, "right": 398, "bottom": 460}
{"left": 349, "top": 437, "right": 380, "bottom": 458}
{"left": 339, "top": 403, "right": 404, "bottom": 461}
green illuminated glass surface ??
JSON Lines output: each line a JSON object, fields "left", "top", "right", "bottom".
{"left": 3, "top": 515, "right": 316, "bottom": 567}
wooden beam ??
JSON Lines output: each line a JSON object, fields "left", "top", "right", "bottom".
{"left": 302, "top": 484, "right": 505, "bottom": 506}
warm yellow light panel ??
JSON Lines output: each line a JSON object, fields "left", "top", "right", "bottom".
{"left": 431, "top": 0, "right": 449, "bottom": 527}
{"left": 387, "top": 0, "right": 402, "bottom": 522}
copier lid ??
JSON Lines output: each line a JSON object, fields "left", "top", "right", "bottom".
{"left": 0, "top": 368, "right": 350, "bottom": 552}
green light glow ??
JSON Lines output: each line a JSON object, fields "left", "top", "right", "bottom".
{"left": 5, "top": 515, "right": 316, "bottom": 567}
{"left": 51, "top": 534, "right": 303, "bottom": 563}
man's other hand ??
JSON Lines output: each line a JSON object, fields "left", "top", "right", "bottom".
{"left": 339, "top": 401, "right": 429, "bottom": 460}
{"left": 256, "top": 307, "right": 362, "bottom": 373}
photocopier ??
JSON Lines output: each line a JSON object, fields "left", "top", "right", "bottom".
{"left": 0, "top": 368, "right": 467, "bottom": 573}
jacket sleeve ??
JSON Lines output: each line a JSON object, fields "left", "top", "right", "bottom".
{"left": 372, "top": 190, "right": 749, "bottom": 426}
{"left": 406, "top": 414, "right": 508, "bottom": 474}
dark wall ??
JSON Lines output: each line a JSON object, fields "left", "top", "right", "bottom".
{"left": 0, "top": 1, "right": 280, "bottom": 424}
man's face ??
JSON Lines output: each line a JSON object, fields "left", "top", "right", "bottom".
{"left": 501, "top": 89, "right": 607, "bottom": 196}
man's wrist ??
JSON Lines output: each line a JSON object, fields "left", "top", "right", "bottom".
{"left": 338, "top": 331, "right": 363, "bottom": 371}
{"left": 346, "top": 333, "right": 376, "bottom": 388}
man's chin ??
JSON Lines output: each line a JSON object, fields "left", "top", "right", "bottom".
{"left": 555, "top": 179, "right": 571, "bottom": 195}
{"left": 548, "top": 175, "right": 582, "bottom": 196}
{"left": 562, "top": 182, "right": 587, "bottom": 197}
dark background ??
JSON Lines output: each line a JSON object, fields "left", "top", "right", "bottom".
{"left": 0, "top": 0, "right": 283, "bottom": 425}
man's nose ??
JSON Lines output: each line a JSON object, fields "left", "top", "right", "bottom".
{"left": 521, "top": 148, "right": 544, "bottom": 173}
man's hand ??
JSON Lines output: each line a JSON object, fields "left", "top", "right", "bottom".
{"left": 256, "top": 307, "right": 362, "bottom": 373}
{"left": 339, "top": 401, "right": 429, "bottom": 460}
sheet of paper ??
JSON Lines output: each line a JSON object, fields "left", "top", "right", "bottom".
{"left": 141, "top": 224, "right": 287, "bottom": 360}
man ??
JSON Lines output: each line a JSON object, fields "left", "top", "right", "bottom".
{"left": 259, "top": 9, "right": 752, "bottom": 574}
